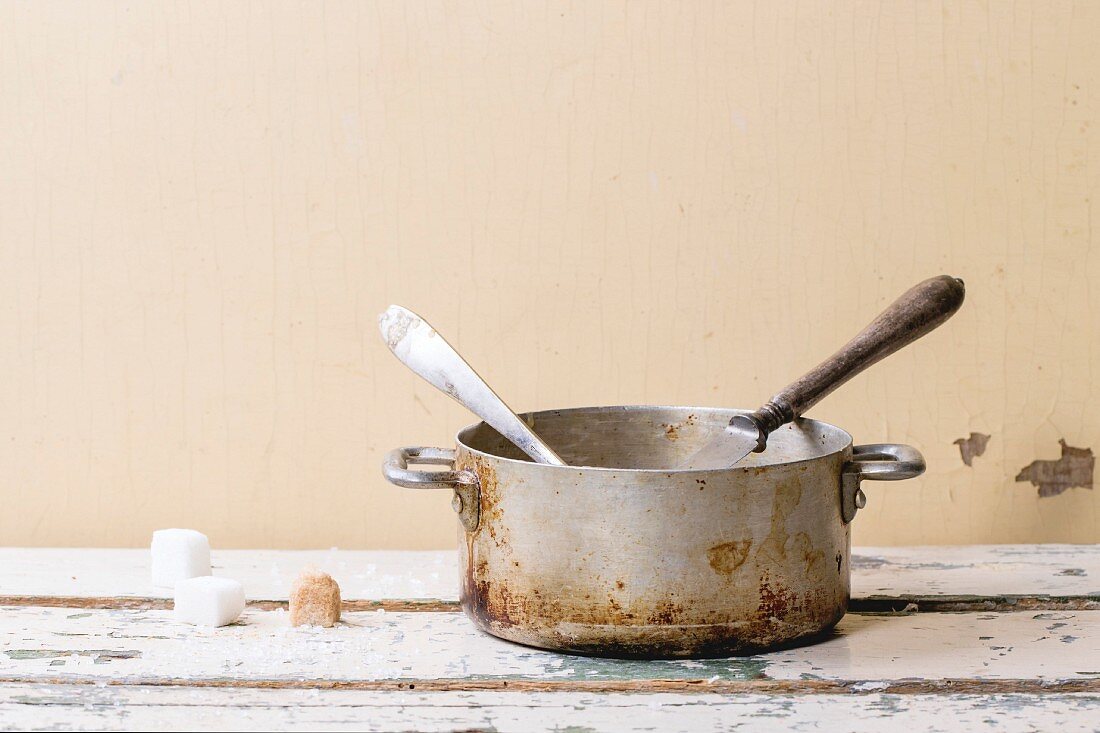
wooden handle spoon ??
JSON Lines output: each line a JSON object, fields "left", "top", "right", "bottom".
{"left": 679, "top": 275, "right": 966, "bottom": 469}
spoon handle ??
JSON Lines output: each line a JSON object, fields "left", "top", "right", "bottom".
{"left": 379, "top": 305, "right": 566, "bottom": 466}
{"left": 745, "top": 275, "right": 966, "bottom": 438}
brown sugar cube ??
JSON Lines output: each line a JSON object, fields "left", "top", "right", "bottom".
{"left": 289, "top": 570, "right": 341, "bottom": 627}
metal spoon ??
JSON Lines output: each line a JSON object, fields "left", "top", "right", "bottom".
{"left": 378, "top": 305, "right": 566, "bottom": 466}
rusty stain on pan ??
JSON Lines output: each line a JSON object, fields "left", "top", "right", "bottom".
{"left": 401, "top": 406, "right": 916, "bottom": 659}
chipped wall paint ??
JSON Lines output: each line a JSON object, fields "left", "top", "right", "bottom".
{"left": 1016, "top": 442, "right": 1095, "bottom": 498}
{"left": 954, "top": 434, "right": 991, "bottom": 467}
{"left": 0, "top": 1, "right": 1098, "bottom": 548}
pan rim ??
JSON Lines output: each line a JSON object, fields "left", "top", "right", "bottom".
{"left": 454, "top": 404, "right": 855, "bottom": 474}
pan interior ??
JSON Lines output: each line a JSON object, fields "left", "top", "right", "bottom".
{"left": 457, "top": 406, "right": 851, "bottom": 470}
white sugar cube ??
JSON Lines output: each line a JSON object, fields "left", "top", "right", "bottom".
{"left": 151, "top": 529, "right": 211, "bottom": 587}
{"left": 174, "top": 576, "right": 245, "bottom": 627}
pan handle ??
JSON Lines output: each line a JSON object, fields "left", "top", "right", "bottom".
{"left": 382, "top": 447, "right": 480, "bottom": 532}
{"left": 840, "top": 443, "right": 925, "bottom": 523}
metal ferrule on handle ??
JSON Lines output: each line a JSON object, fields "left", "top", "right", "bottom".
{"left": 730, "top": 401, "right": 795, "bottom": 452}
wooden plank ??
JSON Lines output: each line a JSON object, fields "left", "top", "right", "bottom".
{"left": 0, "top": 548, "right": 455, "bottom": 608}
{"left": 0, "top": 684, "right": 1097, "bottom": 732}
{"left": 1, "top": 545, "right": 1097, "bottom": 610}
{"left": 1, "top": 607, "right": 1096, "bottom": 692}
{"left": 851, "top": 545, "right": 1100, "bottom": 611}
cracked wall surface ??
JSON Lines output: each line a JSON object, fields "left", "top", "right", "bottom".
{"left": 0, "top": 1, "right": 1097, "bottom": 547}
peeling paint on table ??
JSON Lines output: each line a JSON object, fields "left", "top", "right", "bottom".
{"left": 2, "top": 546, "right": 1097, "bottom": 730}
{"left": 0, "top": 685, "right": 1097, "bottom": 733}
{"left": 0, "top": 607, "right": 1097, "bottom": 691}
{"left": 0, "top": 546, "right": 1096, "bottom": 611}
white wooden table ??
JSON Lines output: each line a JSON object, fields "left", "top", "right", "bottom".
{"left": 1, "top": 545, "right": 1097, "bottom": 731}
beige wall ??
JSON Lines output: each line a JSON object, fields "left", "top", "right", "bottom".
{"left": 1, "top": 1, "right": 1097, "bottom": 549}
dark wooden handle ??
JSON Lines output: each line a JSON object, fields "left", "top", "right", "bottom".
{"left": 747, "top": 276, "right": 966, "bottom": 436}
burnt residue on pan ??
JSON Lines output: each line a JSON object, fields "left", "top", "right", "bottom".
{"left": 660, "top": 413, "right": 697, "bottom": 442}
{"left": 457, "top": 491, "right": 844, "bottom": 655}
{"left": 706, "top": 540, "right": 752, "bottom": 575}
{"left": 462, "top": 569, "right": 845, "bottom": 658}
{"left": 452, "top": 424, "right": 849, "bottom": 659}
